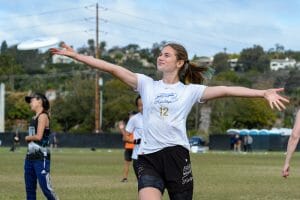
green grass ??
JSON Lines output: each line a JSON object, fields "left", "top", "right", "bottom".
{"left": 1, "top": 148, "right": 300, "bottom": 200}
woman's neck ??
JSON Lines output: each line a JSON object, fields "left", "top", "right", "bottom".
{"left": 162, "top": 72, "right": 179, "bottom": 84}
{"left": 35, "top": 107, "right": 44, "bottom": 117}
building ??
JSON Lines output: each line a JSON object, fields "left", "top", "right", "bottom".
{"left": 52, "top": 54, "right": 78, "bottom": 64}
{"left": 228, "top": 58, "right": 238, "bottom": 70}
{"left": 270, "top": 58, "right": 296, "bottom": 71}
{"left": 195, "top": 56, "right": 213, "bottom": 66}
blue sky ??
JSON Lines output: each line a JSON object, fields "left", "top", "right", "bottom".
{"left": 1, "top": 0, "right": 299, "bottom": 57}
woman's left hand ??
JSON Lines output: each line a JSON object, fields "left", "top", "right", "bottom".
{"left": 264, "top": 88, "right": 289, "bottom": 111}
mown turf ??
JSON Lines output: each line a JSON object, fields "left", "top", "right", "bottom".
{"left": 1, "top": 148, "right": 300, "bottom": 200}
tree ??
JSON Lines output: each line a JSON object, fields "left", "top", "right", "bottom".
{"left": 5, "top": 45, "right": 45, "bottom": 74}
{"left": 213, "top": 71, "right": 252, "bottom": 87}
{"left": 0, "top": 54, "right": 24, "bottom": 75}
{"left": 87, "top": 39, "right": 95, "bottom": 57}
{"left": 99, "top": 41, "right": 107, "bottom": 55}
{"left": 102, "top": 79, "right": 137, "bottom": 130}
{"left": 285, "top": 69, "right": 300, "bottom": 94}
{"left": 213, "top": 52, "right": 230, "bottom": 74}
{"left": 51, "top": 75, "right": 95, "bottom": 132}
{"left": 123, "top": 44, "right": 140, "bottom": 53}
{"left": 210, "top": 98, "right": 276, "bottom": 134}
{"left": 6, "top": 92, "right": 32, "bottom": 131}
{"left": 268, "top": 43, "right": 285, "bottom": 59}
{"left": 239, "top": 45, "right": 270, "bottom": 72}
{"left": 1, "top": 40, "right": 8, "bottom": 54}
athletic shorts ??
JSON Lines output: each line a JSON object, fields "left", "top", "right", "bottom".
{"left": 124, "top": 149, "right": 133, "bottom": 162}
{"left": 137, "top": 145, "right": 193, "bottom": 199}
{"left": 132, "top": 159, "right": 139, "bottom": 179}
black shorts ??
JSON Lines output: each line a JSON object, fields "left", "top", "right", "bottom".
{"left": 124, "top": 149, "right": 133, "bottom": 162}
{"left": 137, "top": 145, "right": 193, "bottom": 199}
{"left": 132, "top": 159, "right": 139, "bottom": 179}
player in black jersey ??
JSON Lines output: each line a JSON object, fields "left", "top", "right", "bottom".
{"left": 24, "top": 93, "right": 58, "bottom": 200}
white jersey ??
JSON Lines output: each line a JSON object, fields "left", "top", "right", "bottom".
{"left": 125, "top": 112, "right": 143, "bottom": 159}
{"left": 136, "top": 73, "right": 207, "bottom": 154}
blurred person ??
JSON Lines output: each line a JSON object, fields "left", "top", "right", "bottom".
{"left": 10, "top": 130, "right": 20, "bottom": 152}
{"left": 119, "top": 111, "right": 137, "bottom": 183}
{"left": 49, "top": 131, "right": 58, "bottom": 150}
{"left": 24, "top": 93, "right": 58, "bottom": 200}
{"left": 234, "top": 134, "right": 242, "bottom": 152}
{"left": 246, "top": 135, "right": 253, "bottom": 152}
{"left": 282, "top": 110, "right": 300, "bottom": 178}
{"left": 51, "top": 42, "right": 288, "bottom": 200}
{"left": 230, "top": 134, "right": 235, "bottom": 150}
{"left": 119, "top": 95, "right": 143, "bottom": 179}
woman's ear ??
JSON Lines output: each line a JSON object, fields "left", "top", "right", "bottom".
{"left": 176, "top": 60, "right": 185, "bottom": 69}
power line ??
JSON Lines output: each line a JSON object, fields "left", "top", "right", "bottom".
{"left": 99, "top": 17, "right": 223, "bottom": 50}
{"left": 100, "top": 6, "right": 251, "bottom": 46}
{"left": 3, "top": 17, "right": 94, "bottom": 32}
{"left": 0, "top": 5, "right": 94, "bottom": 21}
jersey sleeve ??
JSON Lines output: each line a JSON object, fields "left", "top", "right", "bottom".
{"left": 136, "top": 73, "right": 153, "bottom": 101}
{"left": 190, "top": 84, "right": 207, "bottom": 104}
{"left": 125, "top": 116, "right": 135, "bottom": 133}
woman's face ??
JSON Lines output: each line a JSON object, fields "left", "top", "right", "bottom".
{"left": 29, "top": 97, "right": 42, "bottom": 111}
{"left": 157, "top": 46, "right": 183, "bottom": 73}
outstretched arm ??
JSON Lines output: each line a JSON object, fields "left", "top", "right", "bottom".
{"left": 50, "top": 43, "right": 138, "bottom": 89}
{"left": 202, "top": 86, "right": 289, "bottom": 111}
{"left": 282, "top": 110, "right": 300, "bottom": 178}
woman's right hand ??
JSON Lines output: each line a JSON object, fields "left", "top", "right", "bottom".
{"left": 50, "top": 42, "right": 77, "bottom": 58}
{"left": 118, "top": 121, "right": 125, "bottom": 131}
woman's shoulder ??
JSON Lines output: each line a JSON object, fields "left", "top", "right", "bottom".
{"left": 37, "top": 112, "right": 49, "bottom": 120}
{"left": 186, "top": 83, "right": 207, "bottom": 90}
{"left": 137, "top": 73, "right": 155, "bottom": 82}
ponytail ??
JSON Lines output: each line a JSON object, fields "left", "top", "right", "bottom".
{"left": 179, "top": 60, "right": 210, "bottom": 84}
{"left": 163, "top": 43, "right": 214, "bottom": 85}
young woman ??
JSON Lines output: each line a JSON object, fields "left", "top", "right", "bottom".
{"left": 282, "top": 110, "right": 300, "bottom": 178}
{"left": 24, "top": 93, "right": 58, "bottom": 200}
{"left": 51, "top": 43, "right": 288, "bottom": 200}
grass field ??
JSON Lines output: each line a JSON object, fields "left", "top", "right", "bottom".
{"left": 1, "top": 148, "right": 300, "bottom": 200}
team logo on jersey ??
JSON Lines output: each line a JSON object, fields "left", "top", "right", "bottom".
{"left": 154, "top": 93, "right": 178, "bottom": 104}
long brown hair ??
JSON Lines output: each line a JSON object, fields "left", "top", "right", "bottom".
{"left": 163, "top": 43, "right": 208, "bottom": 84}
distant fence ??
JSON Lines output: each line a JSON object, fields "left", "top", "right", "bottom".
{"left": 0, "top": 132, "right": 123, "bottom": 148}
{"left": 0, "top": 132, "right": 295, "bottom": 151}
{"left": 209, "top": 134, "right": 293, "bottom": 151}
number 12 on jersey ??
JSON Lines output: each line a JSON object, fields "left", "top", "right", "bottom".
{"left": 160, "top": 106, "right": 169, "bottom": 117}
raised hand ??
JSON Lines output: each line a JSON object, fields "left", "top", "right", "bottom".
{"left": 50, "top": 42, "right": 76, "bottom": 57}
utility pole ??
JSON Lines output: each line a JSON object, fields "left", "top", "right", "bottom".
{"left": 94, "top": 2, "right": 102, "bottom": 133}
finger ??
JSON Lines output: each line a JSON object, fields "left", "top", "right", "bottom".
{"left": 275, "top": 88, "right": 284, "bottom": 92}
{"left": 280, "top": 96, "right": 290, "bottom": 103}
{"left": 269, "top": 101, "right": 274, "bottom": 110}
{"left": 277, "top": 100, "right": 286, "bottom": 110}
{"left": 50, "top": 48, "right": 59, "bottom": 54}
{"left": 273, "top": 102, "right": 282, "bottom": 111}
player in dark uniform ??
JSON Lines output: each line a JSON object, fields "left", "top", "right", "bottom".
{"left": 24, "top": 93, "right": 58, "bottom": 200}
